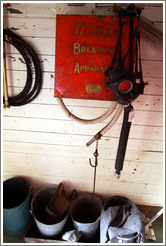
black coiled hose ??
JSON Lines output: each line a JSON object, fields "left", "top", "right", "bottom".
{"left": 3, "top": 29, "right": 42, "bottom": 106}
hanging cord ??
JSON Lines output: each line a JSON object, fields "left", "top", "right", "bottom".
{"left": 3, "top": 29, "right": 42, "bottom": 106}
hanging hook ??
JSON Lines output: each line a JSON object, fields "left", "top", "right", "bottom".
{"left": 89, "top": 148, "right": 99, "bottom": 168}
{"left": 89, "top": 140, "right": 99, "bottom": 194}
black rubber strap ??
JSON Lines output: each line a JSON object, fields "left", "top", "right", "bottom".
{"left": 105, "top": 15, "right": 124, "bottom": 76}
{"left": 105, "top": 15, "right": 140, "bottom": 76}
{"left": 118, "top": 15, "right": 123, "bottom": 67}
{"left": 138, "top": 30, "right": 144, "bottom": 83}
{"left": 119, "top": 18, "right": 139, "bottom": 70}
{"left": 129, "top": 15, "right": 134, "bottom": 71}
{"left": 134, "top": 27, "right": 144, "bottom": 87}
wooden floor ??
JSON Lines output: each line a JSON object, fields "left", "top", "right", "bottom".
{"left": 3, "top": 205, "right": 163, "bottom": 244}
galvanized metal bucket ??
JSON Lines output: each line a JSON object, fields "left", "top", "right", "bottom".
{"left": 70, "top": 194, "right": 103, "bottom": 239}
{"left": 3, "top": 177, "right": 31, "bottom": 237}
{"left": 100, "top": 195, "right": 146, "bottom": 243}
{"left": 31, "top": 187, "right": 68, "bottom": 237}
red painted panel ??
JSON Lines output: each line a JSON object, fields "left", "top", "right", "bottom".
{"left": 55, "top": 15, "right": 138, "bottom": 101}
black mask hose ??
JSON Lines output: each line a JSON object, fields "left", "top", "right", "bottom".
{"left": 115, "top": 104, "right": 133, "bottom": 178}
{"left": 3, "top": 28, "right": 42, "bottom": 106}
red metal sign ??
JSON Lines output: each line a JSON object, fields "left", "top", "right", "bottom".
{"left": 55, "top": 15, "right": 138, "bottom": 101}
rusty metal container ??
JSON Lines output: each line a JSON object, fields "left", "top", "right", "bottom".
{"left": 70, "top": 194, "right": 103, "bottom": 239}
{"left": 31, "top": 187, "right": 68, "bottom": 237}
{"left": 3, "top": 177, "right": 31, "bottom": 237}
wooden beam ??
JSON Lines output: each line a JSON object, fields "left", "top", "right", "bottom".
{"left": 113, "top": 4, "right": 163, "bottom": 48}
{"left": 140, "top": 16, "right": 163, "bottom": 48}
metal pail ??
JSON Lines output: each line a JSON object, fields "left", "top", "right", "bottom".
{"left": 103, "top": 195, "right": 138, "bottom": 210}
{"left": 31, "top": 187, "right": 68, "bottom": 237}
{"left": 100, "top": 195, "right": 146, "bottom": 243}
{"left": 70, "top": 194, "right": 103, "bottom": 239}
{"left": 3, "top": 177, "right": 31, "bottom": 237}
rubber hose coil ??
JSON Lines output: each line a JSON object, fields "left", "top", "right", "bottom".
{"left": 3, "top": 29, "right": 42, "bottom": 106}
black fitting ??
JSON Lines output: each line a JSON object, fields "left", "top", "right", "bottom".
{"left": 121, "top": 4, "right": 143, "bottom": 17}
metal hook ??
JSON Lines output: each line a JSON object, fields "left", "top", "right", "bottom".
{"left": 89, "top": 149, "right": 99, "bottom": 168}
{"left": 89, "top": 140, "right": 99, "bottom": 194}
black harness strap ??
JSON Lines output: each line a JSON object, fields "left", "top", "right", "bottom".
{"left": 105, "top": 16, "right": 123, "bottom": 76}
{"left": 129, "top": 15, "right": 134, "bottom": 71}
{"left": 105, "top": 13, "right": 140, "bottom": 77}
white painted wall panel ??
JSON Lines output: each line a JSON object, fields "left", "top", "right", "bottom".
{"left": 3, "top": 3, "right": 163, "bottom": 206}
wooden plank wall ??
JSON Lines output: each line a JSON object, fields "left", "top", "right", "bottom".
{"left": 3, "top": 3, "right": 163, "bottom": 206}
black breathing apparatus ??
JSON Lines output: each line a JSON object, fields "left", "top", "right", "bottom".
{"left": 105, "top": 4, "right": 147, "bottom": 105}
{"left": 105, "top": 4, "right": 147, "bottom": 178}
